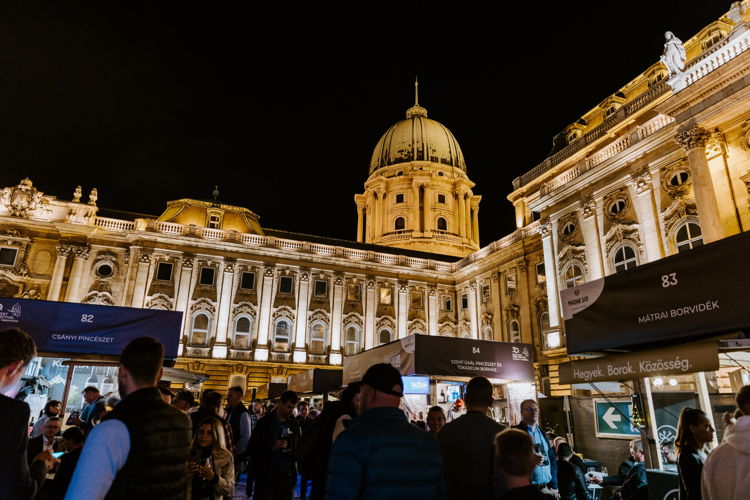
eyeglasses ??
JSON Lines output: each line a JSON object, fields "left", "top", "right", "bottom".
{"left": 522, "top": 407, "right": 540, "bottom": 412}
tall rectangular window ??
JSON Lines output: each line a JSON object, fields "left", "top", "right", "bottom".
{"left": 156, "top": 262, "right": 173, "bottom": 281}
{"left": 536, "top": 263, "right": 546, "bottom": 284}
{"left": 279, "top": 276, "right": 294, "bottom": 294}
{"left": 441, "top": 295, "right": 453, "bottom": 312}
{"left": 199, "top": 267, "right": 215, "bottom": 286}
{"left": 0, "top": 247, "right": 18, "bottom": 266}
{"left": 240, "top": 272, "right": 256, "bottom": 290}
{"left": 379, "top": 286, "right": 392, "bottom": 305}
{"left": 314, "top": 280, "right": 328, "bottom": 297}
{"left": 347, "top": 284, "right": 361, "bottom": 302}
{"left": 461, "top": 294, "right": 468, "bottom": 310}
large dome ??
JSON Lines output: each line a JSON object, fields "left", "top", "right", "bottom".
{"left": 369, "top": 101, "right": 466, "bottom": 175}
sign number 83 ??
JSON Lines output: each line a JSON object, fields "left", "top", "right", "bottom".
{"left": 661, "top": 273, "right": 678, "bottom": 288}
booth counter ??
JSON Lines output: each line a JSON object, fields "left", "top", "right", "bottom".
{"left": 343, "top": 334, "right": 536, "bottom": 425}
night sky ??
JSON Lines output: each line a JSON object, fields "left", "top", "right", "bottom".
{"left": 0, "top": 1, "right": 729, "bottom": 246}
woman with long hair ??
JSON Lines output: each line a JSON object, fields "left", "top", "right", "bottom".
{"left": 426, "top": 406, "right": 446, "bottom": 435}
{"left": 187, "top": 416, "right": 235, "bottom": 500}
{"left": 675, "top": 407, "right": 714, "bottom": 500}
{"left": 31, "top": 399, "right": 61, "bottom": 438}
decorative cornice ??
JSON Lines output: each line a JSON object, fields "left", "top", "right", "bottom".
{"left": 631, "top": 169, "right": 653, "bottom": 195}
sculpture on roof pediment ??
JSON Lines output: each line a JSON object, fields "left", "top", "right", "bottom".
{"left": 1, "top": 179, "right": 45, "bottom": 218}
{"left": 661, "top": 31, "right": 686, "bottom": 76}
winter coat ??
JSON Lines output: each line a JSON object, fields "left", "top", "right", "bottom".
{"left": 185, "top": 447, "right": 235, "bottom": 499}
{"left": 326, "top": 406, "right": 446, "bottom": 500}
{"left": 701, "top": 415, "right": 750, "bottom": 500}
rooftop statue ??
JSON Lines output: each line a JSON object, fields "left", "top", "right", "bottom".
{"left": 661, "top": 31, "right": 686, "bottom": 76}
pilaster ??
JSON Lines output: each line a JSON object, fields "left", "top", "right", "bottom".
{"left": 254, "top": 267, "right": 275, "bottom": 361}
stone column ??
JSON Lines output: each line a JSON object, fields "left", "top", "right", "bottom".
{"left": 64, "top": 246, "right": 91, "bottom": 303}
{"left": 427, "top": 288, "right": 438, "bottom": 336}
{"left": 356, "top": 204, "right": 364, "bottom": 243}
{"left": 254, "top": 267, "right": 275, "bottom": 361}
{"left": 175, "top": 257, "right": 194, "bottom": 356}
{"left": 412, "top": 184, "right": 421, "bottom": 234}
{"left": 457, "top": 191, "right": 466, "bottom": 238}
{"left": 129, "top": 251, "right": 151, "bottom": 308}
{"left": 293, "top": 272, "right": 310, "bottom": 363}
{"left": 422, "top": 184, "right": 432, "bottom": 234}
{"left": 675, "top": 126, "right": 725, "bottom": 243}
{"left": 630, "top": 171, "right": 664, "bottom": 262}
{"left": 397, "top": 283, "right": 408, "bottom": 339}
{"left": 330, "top": 276, "right": 345, "bottom": 365}
{"left": 366, "top": 196, "right": 374, "bottom": 242}
{"left": 464, "top": 195, "right": 473, "bottom": 242}
{"left": 47, "top": 244, "right": 72, "bottom": 301}
{"left": 364, "top": 279, "right": 376, "bottom": 349}
{"left": 212, "top": 261, "right": 235, "bottom": 359}
{"left": 513, "top": 199, "right": 527, "bottom": 229}
{"left": 578, "top": 199, "right": 604, "bottom": 280}
{"left": 375, "top": 190, "right": 385, "bottom": 239}
{"left": 541, "top": 222, "right": 561, "bottom": 328}
{"left": 467, "top": 284, "right": 479, "bottom": 339}
{"left": 472, "top": 203, "right": 480, "bottom": 244}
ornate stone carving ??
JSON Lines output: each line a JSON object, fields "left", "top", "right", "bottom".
{"left": 264, "top": 267, "right": 275, "bottom": 278}
{"left": 1, "top": 178, "right": 45, "bottom": 217}
{"left": 439, "top": 322, "right": 456, "bottom": 337}
{"left": 272, "top": 305, "right": 295, "bottom": 322}
{"left": 72, "top": 246, "right": 91, "bottom": 260}
{"left": 181, "top": 256, "right": 194, "bottom": 269}
{"left": 72, "top": 186, "right": 82, "bottom": 203}
{"left": 146, "top": 293, "right": 173, "bottom": 310}
{"left": 661, "top": 160, "right": 692, "bottom": 200}
{"left": 232, "top": 301, "right": 257, "bottom": 319}
{"left": 223, "top": 261, "right": 235, "bottom": 273}
{"left": 505, "top": 303, "right": 521, "bottom": 320}
{"left": 558, "top": 212, "right": 580, "bottom": 245}
{"left": 661, "top": 31, "right": 686, "bottom": 76}
{"left": 632, "top": 169, "right": 653, "bottom": 194}
{"left": 662, "top": 199, "right": 699, "bottom": 238}
{"left": 366, "top": 279, "right": 376, "bottom": 290}
{"left": 56, "top": 244, "right": 74, "bottom": 258}
{"left": 604, "top": 224, "right": 643, "bottom": 257}
{"left": 408, "top": 319, "right": 427, "bottom": 335}
{"left": 579, "top": 196, "right": 596, "bottom": 219}
{"left": 398, "top": 282, "right": 408, "bottom": 294}
{"left": 428, "top": 287, "right": 437, "bottom": 296}
{"left": 138, "top": 251, "right": 151, "bottom": 264}
{"left": 83, "top": 291, "right": 115, "bottom": 306}
{"left": 190, "top": 297, "right": 216, "bottom": 315}
{"left": 343, "top": 313, "right": 363, "bottom": 329}
{"left": 603, "top": 189, "right": 633, "bottom": 224}
{"left": 539, "top": 218, "right": 552, "bottom": 238}
{"left": 299, "top": 272, "right": 309, "bottom": 282}
{"left": 376, "top": 316, "right": 396, "bottom": 332}
{"left": 308, "top": 309, "right": 330, "bottom": 325}
{"left": 21, "top": 287, "right": 41, "bottom": 300}
{"left": 88, "top": 188, "right": 98, "bottom": 206}
{"left": 333, "top": 275, "right": 344, "bottom": 286}
{"left": 674, "top": 125, "right": 711, "bottom": 151}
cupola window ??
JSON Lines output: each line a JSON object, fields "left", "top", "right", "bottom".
{"left": 437, "top": 194, "right": 446, "bottom": 204}
{"left": 436, "top": 217, "right": 447, "bottom": 231}
{"left": 156, "top": 262, "right": 173, "bottom": 281}
{"left": 669, "top": 171, "right": 690, "bottom": 187}
{"left": 395, "top": 193, "right": 404, "bottom": 203}
{"left": 394, "top": 217, "right": 405, "bottom": 231}
{"left": 0, "top": 247, "right": 18, "bottom": 266}
{"left": 609, "top": 199, "right": 627, "bottom": 215}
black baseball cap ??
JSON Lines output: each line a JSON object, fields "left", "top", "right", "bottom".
{"left": 362, "top": 363, "right": 404, "bottom": 397}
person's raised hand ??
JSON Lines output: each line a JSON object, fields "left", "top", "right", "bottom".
{"left": 33, "top": 450, "right": 59, "bottom": 471}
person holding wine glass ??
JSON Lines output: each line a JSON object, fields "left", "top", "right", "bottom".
{"left": 187, "top": 416, "right": 235, "bottom": 500}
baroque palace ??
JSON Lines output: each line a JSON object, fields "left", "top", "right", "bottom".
{"left": 2, "top": 3, "right": 750, "bottom": 398}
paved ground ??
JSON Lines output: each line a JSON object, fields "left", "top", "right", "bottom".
{"left": 233, "top": 472, "right": 306, "bottom": 500}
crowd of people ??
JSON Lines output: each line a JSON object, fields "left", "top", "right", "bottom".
{"left": 2, "top": 326, "right": 749, "bottom": 500}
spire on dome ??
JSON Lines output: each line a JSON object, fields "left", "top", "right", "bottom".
{"left": 406, "top": 77, "right": 428, "bottom": 119}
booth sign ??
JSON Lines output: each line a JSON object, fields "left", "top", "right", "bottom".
{"left": 594, "top": 399, "right": 640, "bottom": 439}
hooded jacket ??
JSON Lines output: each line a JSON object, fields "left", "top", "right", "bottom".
{"left": 701, "top": 415, "right": 750, "bottom": 500}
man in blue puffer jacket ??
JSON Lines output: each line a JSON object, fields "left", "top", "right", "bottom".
{"left": 326, "top": 363, "right": 447, "bottom": 500}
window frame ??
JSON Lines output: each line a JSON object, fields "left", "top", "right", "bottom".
{"left": 190, "top": 312, "right": 211, "bottom": 347}
{"left": 239, "top": 271, "right": 256, "bottom": 290}
{"left": 395, "top": 193, "right": 404, "bottom": 203}
{"left": 344, "top": 324, "right": 361, "bottom": 356}
{"left": 314, "top": 279, "right": 328, "bottom": 297}
{"left": 0, "top": 247, "right": 18, "bottom": 267}
{"left": 613, "top": 245, "right": 638, "bottom": 273}
{"left": 199, "top": 266, "right": 216, "bottom": 286}
{"left": 278, "top": 276, "right": 294, "bottom": 294}
{"left": 272, "top": 318, "right": 292, "bottom": 351}
{"left": 233, "top": 315, "right": 254, "bottom": 350}
{"left": 562, "top": 263, "right": 585, "bottom": 289}
{"left": 156, "top": 262, "right": 173, "bottom": 282}
{"left": 394, "top": 217, "right": 406, "bottom": 231}
{"left": 377, "top": 328, "right": 393, "bottom": 346}
{"left": 675, "top": 221, "right": 703, "bottom": 253}
{"left": 309, "top": 321, "right": 327, "bottom": 355}
{"left": 508, "top": 319, "right": 521, "bottom": 343}
{"left": 436, "top": 217, "right": 448, "bottom": 231}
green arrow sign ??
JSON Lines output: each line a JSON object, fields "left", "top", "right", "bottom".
{"left": 594, "top": 400, "right": 640, "bottom": 439}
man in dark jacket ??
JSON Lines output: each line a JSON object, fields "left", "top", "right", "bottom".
{"left": 64, "top": 337, "right": 192, "bottom": 500}
{"left": 45, "top": 427, "right": 85, "bottom": 499}
{"left": 0, "top": 327, "right": 57, "bottom": 500}
{"left": 27, "top": 416, "right": 62, "bottom": 465}
{"left": 248, "top": 390, "right": 301, "bottom": 500}
{"left": 615, "top": 440, "right": 648, "bottom": 500}
{"left": 326, "top": 363, "right": 446, "bottom": 500}
{"left": 557, "top": 443, "right": 591, "bottom": 500}
{"left": 438, "top": 376, "right": 506, "bottom": 499}
{"left": 226, "top": 385, "right": 252, "bottom": 456}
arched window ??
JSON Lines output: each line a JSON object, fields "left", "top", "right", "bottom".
{"left": 613, "top": 245, "right": 638, "bottom": 273}
{"left": 273, "top": 319, "right": 292, "bottom": 351}
{"left": 436, "top": 217, "right": 447, "bottom": 231}
{"left": 675, "top": 222, "right": 703, "bottom": 253}
{"left": 190, "top": 312, "right": 211, "bottom": 346}
{"left": 482, "top": 326, "right": 493, "bottom": 341}
{"left": 378, "top": 328, "right": 392, "bottom": 345}
{"left": 508, "top": 320, "right": 520, "bottom": 343}
{"left": 344, "top": 325, "right": 361, "bottom": 356}
{"left": 309, "top": 322, "right": 327, "bottom": 355}
{"left": 233, "top": 315, "right": 253, "bottom": 350}
{"left": 394, "top": 217, "right": 405, "bottom": 231}
{"left": 539, "top": 312, "right": 550, "bottom": 333}
{"left": 563, "top": 264, "right": 584, "bottom": 289}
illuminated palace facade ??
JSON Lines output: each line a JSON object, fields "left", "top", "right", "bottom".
{"left": 2, "top": 4, "right": 750, "bottom": 397}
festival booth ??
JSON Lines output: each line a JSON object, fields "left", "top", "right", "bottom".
{"left": 556, "top": 230, "right": 750, "bottom": 494}
{"left": 343, "top": 334, "right": 535, "bottom": 425}
{"left": 255, "top": 382, "right": 288, "bottom": 400}
{"left": 0, "top": 297, "right": 200, "bottom": 422}
{"left": 287, "top": 368, "right": 342, "bottom": 407}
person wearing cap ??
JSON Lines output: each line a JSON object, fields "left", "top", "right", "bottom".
{"left": 438, "top": 376, "right": 507, "bottom": 500}
{"left": 326, "top": 363, "right": 447, "bottom": 500}
{"left": 447, "top": 398, "right": 465, "bottom": 422}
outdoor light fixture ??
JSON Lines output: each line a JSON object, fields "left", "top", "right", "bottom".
{"left": 653, "top": 377, "right": 664, "bottom": 386}
{"left": 668, "top": 378, "right": 678, "bottom": 386}
{"left": 546, "top": 332, "right": 561, "bottom": 349}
